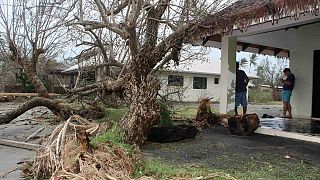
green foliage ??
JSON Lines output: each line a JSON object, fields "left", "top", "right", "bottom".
{"left": 248, "top": 88, "right": 273, "bottom": 104}
{"left": 158, "top": 99, "right": 174, "bottom": 127}
{"left": 91, "top": 124, "right": 133, "bottom": 152}
{"left": 239, "top": 57, "right": 248, "bottom": 68}
{"left": 15, "top": 69, "right": 35, "bottom": 93}
{"left": 104, "top": 108, "right": 128, "bottom": 122}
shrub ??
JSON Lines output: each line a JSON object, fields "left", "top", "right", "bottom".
{"left": 248, "top": 88, "right": 273, "bottom": 104}
{"left": 158, "top": 99, "right": 174, "bottom": 127}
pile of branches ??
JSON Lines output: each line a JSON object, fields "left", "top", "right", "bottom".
{"left": 26, "top": 115, "right": 133, "bottom": 179}
{"left": 194, "top": 98, "right": 220, "bottom": 128}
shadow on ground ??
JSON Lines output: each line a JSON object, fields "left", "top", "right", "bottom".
{"left": 142, "top": 126, "right": 320, "bottom": 179}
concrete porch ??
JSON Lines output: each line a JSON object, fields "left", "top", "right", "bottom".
{"left": 196, "top": 14, "right": 320, "bottom": 118}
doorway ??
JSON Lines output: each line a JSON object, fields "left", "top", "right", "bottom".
{"left": 312, "top": 50, "right": 320, "bottom": 118}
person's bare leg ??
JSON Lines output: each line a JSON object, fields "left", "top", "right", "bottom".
{"left": 235, "top": 106, "right": 238, "bottom": 116}
{"left": 282, "top": 102, "right": 288, "bottom": 117}
{"left": 243, "top": 106, "right": 247, "bottom": 115}
{"left": 288, "top": 103, "right": 292, "bottom": 118}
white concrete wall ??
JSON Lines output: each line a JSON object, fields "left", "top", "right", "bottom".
{"left": 290, "top": 23, "right": 320, "bottom": 117}
{"left": 158, "top": 71, "right": 221, "bottom": 102}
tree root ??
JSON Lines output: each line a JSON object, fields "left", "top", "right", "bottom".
{"left": 26, "top": 115, "right": 133, "bottom": 179}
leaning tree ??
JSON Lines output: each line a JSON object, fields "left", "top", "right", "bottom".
{"left": 0, "top": 0, "right": 75, "bottom": 97}
{"left": 66, "top": 0, "right": 229, "bottom": 144}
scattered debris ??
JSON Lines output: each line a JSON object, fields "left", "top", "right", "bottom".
{"left": 27, "top": 115, "right": 132, "bottom": 179}
{"left": 0, "top": 167, "right": 20, "bottom": 179}
{"left": 262, "top": 114, "right": 274, "bottom": 118}
{"left": 194, "top": 98, "right": 219, "bottom": 128}
{"left": 25, "top": 127, "right": 45, "bottom": 142}
{"left": 0, "top": 95, "right": 16, "bottom": 102}
{"left": 228, "top": 114, "right": 260, "bottom": 136}
{"left": 284, "top": 155, "right": 292, "bottom": 159}
{"left": 0, "top": 138, "right": 40, "bottom": 150}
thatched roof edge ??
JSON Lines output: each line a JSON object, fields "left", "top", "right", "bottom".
{"left": 193, "top": 0, "right": 320, "bottom": 38}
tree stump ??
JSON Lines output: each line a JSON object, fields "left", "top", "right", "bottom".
{"left": 228, "top": 114, "right": 260, "bottom": 136}
{"left": 194, "top": 98, "right": 219, "bottom": 128}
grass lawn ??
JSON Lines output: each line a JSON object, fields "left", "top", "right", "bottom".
{"left": 140, "top": 156, "right": 320, "bottom": 180}
{"left": 173, "top": 105, "right": 219, "bottom": 119}
{"left": 94, "top": 106, "right": 320, "bottom": 179}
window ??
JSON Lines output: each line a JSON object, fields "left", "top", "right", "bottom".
{"left": 81, "top": 70, "right": 96, "bottom": 82}
{"left": 193, "top": 77, "right": 207, "bottom": 89}
{"left": 214, "top": 78, "right": 219, "bottom": 84}
{"left": 168, "top": 75, "right": 184, "bottom": 86}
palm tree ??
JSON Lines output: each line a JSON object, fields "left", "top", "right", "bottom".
{"left": 239, "top": 58, "right": 248, "bottom": 68}
{"left": 249, "top": 54, "right": 258, "bottom": 73}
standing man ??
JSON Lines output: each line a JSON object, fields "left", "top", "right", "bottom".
{"left": 235, "top": 62, "right": 249, "bottom": 115}
{"left": 282, "top": 68, "right": 295, "bottom": 118}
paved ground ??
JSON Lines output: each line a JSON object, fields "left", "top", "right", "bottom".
{"left": 142, "top": 126, "right": 320, "bottom": 179}
{"left": 0, "top": 102, "right": 56, "bottom": 179}
{"left": 0, "top": 101, "right": 316, "bottom": 179}
{"left": 0, "top": 145, "right": 34, "bottom": 180}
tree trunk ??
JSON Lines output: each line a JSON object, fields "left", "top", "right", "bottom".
{"left": 120, "top": 75, "right": 160, "bottom": 145}
{"left": 22, "top": 62, "right": 49, "bottom": 98}
{"left": 0, "top": 97, "right": 73, "bottom": 124}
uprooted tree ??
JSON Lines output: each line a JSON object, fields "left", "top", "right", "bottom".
{"left": 0, "top": 0, "right": 231, "bottom": 145}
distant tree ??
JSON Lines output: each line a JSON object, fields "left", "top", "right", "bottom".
{"left": 239, "top": 58, "right": 248, "bottom": 68}
{"left": 253, "top": 57, "right": 289, "bottom": 88}
{"left": 248, "top": 54, "right": 258, "bottom": 73}
{"left": 0, "top": 0, "right": 71, "bottom": 97}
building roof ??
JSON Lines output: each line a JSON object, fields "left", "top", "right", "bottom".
{"left": 62, "top": 59, "right": 101, "bottom": 73}
{"left": 64, "top": 58, "right": 260, "bottom": 79}
{"left": 195, "top": 0, "right": 320, "bottom": 37}
{"left": 162, "top": 59, "right": 260, "bottom": 79}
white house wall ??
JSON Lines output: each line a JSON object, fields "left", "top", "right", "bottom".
{"left": 158, "top": 72, "right": 221, "bottom": 102}
{"left": 290, "top": 23, "right": 320, "bottom": 117}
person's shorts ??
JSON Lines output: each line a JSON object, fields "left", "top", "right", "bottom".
{"left": 235, "top": 91, "right": 248, "bottom": 107}
{"left": 282, "top": 90, "right": 292, "bottom": 103}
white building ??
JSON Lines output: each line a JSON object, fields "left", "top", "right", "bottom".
{"left": 158, "top": 60, "right": 259, "bottom": 102}
{"left": 194, "top": 0, "right": 320, "bottom": 117}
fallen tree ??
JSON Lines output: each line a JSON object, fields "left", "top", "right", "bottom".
{"left": 0, "top": 97, "right": 105, "bottom": 124}
{"left": 0, "top": 97, "right": 73, "bottom": 124}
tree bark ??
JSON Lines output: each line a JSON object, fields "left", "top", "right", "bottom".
{"left": 23, "top": 63, "right": 49, "bottom": 98}
{"left": 8, "top": 41, "right": 49, "bottom": 98}
{"left": 0, "top": 97, "right": 73, "bottom": 124}
{"left": 120, "top": 75, "right": 160, "bottom": 145}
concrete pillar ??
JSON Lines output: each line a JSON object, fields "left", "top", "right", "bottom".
{"left": 290, "top": 23, "right": 320, "bottom": 118}
{"left": 219, "top": 36, "right": 237, "bottom": 114}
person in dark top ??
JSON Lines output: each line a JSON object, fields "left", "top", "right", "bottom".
{"left": 282, "top": 68, "right": 295, "bottom": 118}
{"left": 235, "top": 62, "right": 249, "bottom": 115}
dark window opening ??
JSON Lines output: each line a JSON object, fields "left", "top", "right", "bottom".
{"left": 81, "top": 70, "right": 96, "bottom": 83}
{"left": 193, "top": 77, "right": 207, "bottom": 89}
{"left": 214, "top": 78, "right": 219, "bottom": 84}
{"left": 168, "top": 75, "right": 184, "bottom": 86}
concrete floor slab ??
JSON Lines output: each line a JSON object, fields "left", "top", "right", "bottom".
{"left": 0, "top": 145, "right": 34, "bottom": 180}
